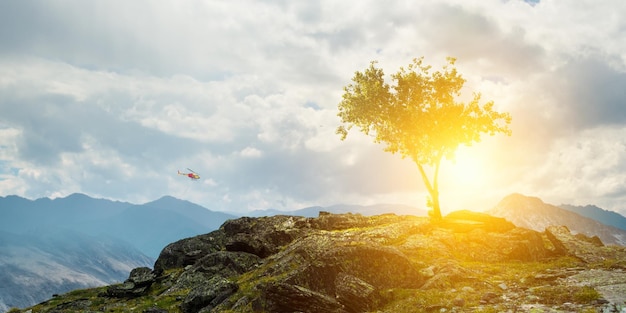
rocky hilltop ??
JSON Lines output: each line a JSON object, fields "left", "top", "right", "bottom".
{"left": 15, "top": 211, "right": 626, "bottom": 313}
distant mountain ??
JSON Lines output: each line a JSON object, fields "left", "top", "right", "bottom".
{"left": 0, "top": 193, "right": 237, "bottom": 312}
{"left": 0, "top": 227, "right": 152, "bottom": 312}
{"left": 487, "top": 193, "right": 626, "bottom": 246}
{"left": 95, "top": 196, "right": 237, "bottom": 257}
{"left": 559, "top": 204, "right": 626, "bottom": 231}
{"left": 0, "top": 194, "right": 238, "bottom": 258}
{"left": 249, "top": 203, "right": 426, "bottom": 218}
{"left": 0, "top": 193, "right": 131, "bottom": 234}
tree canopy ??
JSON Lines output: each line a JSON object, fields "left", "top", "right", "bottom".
{"left": 337, "top": 57, "right": 511, "bottom": 219}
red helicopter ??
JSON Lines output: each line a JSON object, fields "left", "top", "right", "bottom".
{"left": 177, "top": 168, "right": 200, "bottom": 180}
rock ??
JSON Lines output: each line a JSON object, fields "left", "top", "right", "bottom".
{"left": 420, "top": 266, "right": 436, "bottom": 278}
{"left": 501, "top": 227, "right": 551, "bottom": 261}
{"left": 452, "top": 227, "right": 550, "bottom": 262}
{"left": 480, "top": 292, "right": 500, "bottom": 304}
{"left": 105, "top": 267, "right": 156, "bottom": 298}
{"left": 261, "top": 282, "right": 348, "bottom": 313}
{"left": 271, "top": 233, "right": 425, "bottom": 293}
{"left": 192, "top": 251, "right": 261, "bottom": 277}
{"left": 154, "top": 231, "right": 228, "bottom": 274}
{"left": 334, "top": 273, "right": 376, "bottom": 313}
{"left": 575, "top": 233, "right": 605, "bottom": 247}
{"left": 167, "top": 251, "right": 260, "bottom": 293}
{"left": 545, "top": 225, "right": 619, "bottom": 263}
{"left": 452, "top": 297, "right": 465, "bottom": 307}
{"left": 181, "top": 275, "right": 238, "bottom": 313}
{"left": 442, "top": 210, "right": 516, "bottom": 233}
{"left": 128, "top": 267, "right": 156, "bottom": 287}
{"left": 421, "top": 261, "right": 470, "bottom": 290}
{"left": 105, "top": 281, "right": 148, "bottom": 298}
{"left": 223, "top": 216, "right": 307, "bottom": 258}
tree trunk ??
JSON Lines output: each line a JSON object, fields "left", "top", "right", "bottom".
{"left": 430, "top": 189, "right": 441, "bottom": 220}
{"left": 416, "top": 163, "right": 442, "bottom": 220}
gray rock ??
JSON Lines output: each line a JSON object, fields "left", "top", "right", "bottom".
{"left": 128, "top": 267, "right": 156, "bottom": 287}
{"left": 261, "top": 282, "right": 348, "bottom": 313}
{"left": 154, "top": 231, "right": 228, "bottom": 274}
{"left": 181, "top": 275, "right": 238, "bottom": 313}
{"left": 335, "top": 273, "right": 376, "bottom": 312}
{"left": 105, "top": 267, "right": 156, "bottom": 298}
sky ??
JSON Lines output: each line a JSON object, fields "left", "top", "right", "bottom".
{"left": 1, "top": 0, "right": 626, "bottom": 216}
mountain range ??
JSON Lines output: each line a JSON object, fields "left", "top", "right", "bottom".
{"left": 0, "top": 194, "right": 237, "bottom": 312}
{"left": 0, "top": 193, "right": 237, "bottom": 258}
{"left": 559, "top": 203, "right": 626, "bottom": 231}
{"left": 488, "top": 193, "right": 626, "bottom": 246}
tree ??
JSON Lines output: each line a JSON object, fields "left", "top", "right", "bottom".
{"left": 336, "top": 57, "right": 511, "bottom": 220}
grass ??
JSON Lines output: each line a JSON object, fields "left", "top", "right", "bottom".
{"left": 530, "top": 285, "right": 601, "bottom": 304}
{"left": 19, "top": 268, "right": 189, "bottom": 313}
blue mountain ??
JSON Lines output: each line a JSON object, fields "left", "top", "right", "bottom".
{"left": 0, "top": 193, "right": 237, "bottom": 312}
{"left": 559, "top": 204, "right": 626, "bottom": 231}
{"left": 0, "top": 193, "right": 237, "bottom": 258}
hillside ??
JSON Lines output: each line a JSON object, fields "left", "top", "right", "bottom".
{"left": 0, "top": 228, "right": 152, "bottom": 312}
{"left": 16, "top": 211, "right": 626, "bottom": 313}
{"left": 487, "top": 193, "right": 626, "bottom": 246}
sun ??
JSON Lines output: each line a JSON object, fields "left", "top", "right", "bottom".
{"left": 442, "top": 145, "right": 488, "bottom": 189}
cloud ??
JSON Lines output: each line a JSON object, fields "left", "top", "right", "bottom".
{"left": 552, "top": 57, "right": 626, "bottom": 129}
{"left": 1, "top": 0, "right": 626, "bottom": 216}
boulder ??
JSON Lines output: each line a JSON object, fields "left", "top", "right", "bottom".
{"left": 269, "top": 234, "right": 425, "bottom": 294}
{"left": 128, "top": 267, "right": 156, "bottom": 287}
{"left": 334, "top": 273, "right": 377, "bottom": 313}
{"left": 442, "top": 210, "right": 516, "bottom": 233}
{"left": 153, "top": 231, "right": 228, "bottom": 274}
{"left": 181, "top": 275, "right": 238, "bottom": 313}
{"left": 501, "top": 227, "right": 552, "bottom": 261}
{"left": 223, "top": 215, "right": 308, "bottom": 258}
{"left": 261, "top": 282, "right": 348, "bottom": 313}
{"left": 545, "top": 225, "right": 608, "bottom": 263}
{"left": 436, "top": 226, "right": 550, "bottom": 262}
{"left": 105, "top": 267, "right": 156, "bottom": 298}
{"left": 192, "top": 251, "right": 261, "bottom": 277}
{"left": 167, "top": 251, "right": 261, "bottom": 293}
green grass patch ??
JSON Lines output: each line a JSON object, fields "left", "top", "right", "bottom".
{"left": 531, "top": 285, "right": 600, "bottom": 304}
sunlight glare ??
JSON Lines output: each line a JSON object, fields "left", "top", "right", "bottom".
{"left": 444, "top": 146, "right": 487, "bottom": 189}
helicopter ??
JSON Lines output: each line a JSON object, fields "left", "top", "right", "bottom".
{"left": 177, "top": 168, "right": 200, "bottom": 180}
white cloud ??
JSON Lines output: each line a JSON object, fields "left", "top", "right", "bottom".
{"left": 240, "top": 147, "right": 263, "bottom": 158}
{"left": 1, "top": 0, "right": 626, "bottom": 216}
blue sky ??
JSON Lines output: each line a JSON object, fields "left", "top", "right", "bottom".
{"left": 2, "top": 0, "right": 626, "bottom": 215}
